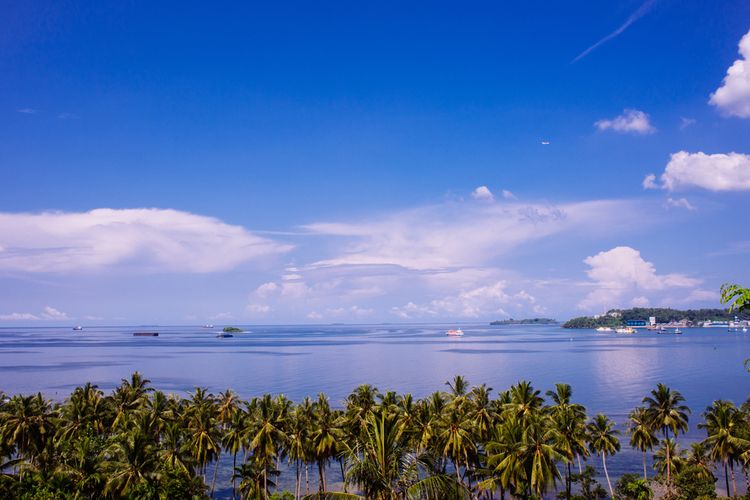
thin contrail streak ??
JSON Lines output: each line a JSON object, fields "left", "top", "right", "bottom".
{"left": 572, "top": 0, "right": 658, "bottom": 63}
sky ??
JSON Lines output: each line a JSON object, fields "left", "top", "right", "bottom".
{"left": 1, "top": 0, "right": 749, "bottom": 325}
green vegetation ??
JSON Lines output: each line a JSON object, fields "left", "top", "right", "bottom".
{"left": 223, "top": 326, "right": 243, "bottom": 333}
{"left": 1, "top": 374, "right": 748, "bottom": 499}
{"left": 721, "top": 283, "right": 750, "bottom": 314}
{"left": 563, "top": 307, "right": 747, "bottom": 329}
{"left": 490, "top": 318, "right": 558, "bottom": 325}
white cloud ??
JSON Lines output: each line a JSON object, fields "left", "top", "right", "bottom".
{"left": 501, "top": 189, "right": 517, "bottom": 200}
{"left": 471, "top": 186, "right": 494, "bottom": 201}
{"left": 0, "top": 208, "right": 291, "bottom": 273}
{"left": 41, "top": 306, "right": 69, "bottom": 320}
{"left": 642, "top": 174, "right": 658, "bottom": 190}
{"left": 0, "top": 312, "right": 41, "bottom": 321}
{"left": 247, "top": 304, "right": 271, "bottom": 314}
{"left": 595, "top": 109, "right": 655, "bottom": 134}
{"left": 572, "top": 0, "right": 658, "bottom": 62}
{"left": 392, "top": 281, "right": 517, "bottom": 319}
{"left": 210, "top": 312, "right": 234, "bottom": 320}
{"left": 0, "top": 306, "right": 70, "bottom": 321}
{"left": 658, "top": 151, "right": 750, "bottom": 192}
{"left": 303, "top": 199, "right": 644, "bottom": 271}
{"left": 709, "top": 29, "right": 750, "bottom": 118}
{"left": 17, "top": 108, "right": 38, "bottom": 114}
{"left": 679, "top": 117, "right": 696, "bottom": 129}
{"left": 666, "top": 197, "right": 695, "bottom": 211}
{"left": 631, "top": 296, "right": 650, "bottom": 307}
{"left": 578, "top": 246, "right": 700, "bottom": 310}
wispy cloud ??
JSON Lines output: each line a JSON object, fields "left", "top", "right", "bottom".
{"left": 0, "top": 306, "right": 70, "bottom": 321}
{"left": 573, "top": 0, "right": 659, "bottom": 63}
{"left": 16, "top": 108, "right": 39, "bottom": 114}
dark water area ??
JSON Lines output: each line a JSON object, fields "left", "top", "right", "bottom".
{"left": 1, "top": 323, "right": 748, "bottom": 497}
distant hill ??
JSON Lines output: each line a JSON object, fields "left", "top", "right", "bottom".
{"left": 490, "top": 318, "right": 558, "bottom": 325}
{"left": 562, "top": 307, "right": 746, "bottom": 329}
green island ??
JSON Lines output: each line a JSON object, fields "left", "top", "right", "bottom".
{"left": 562, "top": 307, "right": 748, "bottom": 329}
{"left": 0, "top": 374, "right": 740, "bottom": 499}
{"left": 223, "top": 326, "right": 243, "bottom": 333}
{"left": 490, "top": 318, "right": 558, "bottom": 325}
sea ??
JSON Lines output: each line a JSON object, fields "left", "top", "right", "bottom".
{"left": 1, "top": 323, "right": 748, "bottom": 495}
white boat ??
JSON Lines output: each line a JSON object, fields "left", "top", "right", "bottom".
{"left": 72, "top": 326, "right": 83, "bottom": 331}
{"left": 202, "top": 324, "right": 214, "bottom": 329}
{"left": 446, "top": 329, "right": 464, "bottom": 337}
{"left": 615, "top": 327, "right": 635, "bottom": 334}
{"left": 595, "top": 327, "right": 613, "bottom": 332}
{"left": 674, "top": 328, "right": 682, "bottom": 334}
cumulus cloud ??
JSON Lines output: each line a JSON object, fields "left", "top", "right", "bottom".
{"left": 665, "top": 197, "right": 695, "bottom": 211}
{"left": 642, "top": 174, "right": 658, "bottom": 189}
{"left": 0, "top": 306, "right": 70, "bottom": 321}
{"left": 578, "top": 246, "right": 700, "bottom": 310}
{"left": 392, "top": 281, "right": 522, "bottom": 319}
{"left": 709, "top": 29, "right": 750, "bottom": 118}
{"left": 595, "top": 109, "right": 655, "bottom": 134}
{"left": 471, "top": 186, "right": 494, "bottom": 201}
{"left": 0, "top": 208, "right": 291, "bottom": 273}
{"left": 656, "top": 151, "right": 750, "bottom": 192}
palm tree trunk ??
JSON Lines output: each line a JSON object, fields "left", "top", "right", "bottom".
{"left": 305, "top": 463, "right": 309, "bottom": 495}
{"left": 602, "top": 454, "right": 613, "bottom": 498}
{"left": 339, "top": 458, "right": 347, "bottom": 492}
{"left": 211, "top": 454, "right": 220, "bottom": 498}
{"left": 731, "top": 460, "right": 737, "bottom": 498}
{"left": 642, "top": 450, "right": 648, "bottom": 480}
{"left": 665, "top": 429, "right": 671, "bottom": 490}
{"left": 576, "top": 454, "right": 582, "bottom": 474}
{"left": 264, "top": 467, "right": 268, "bottom": 500}
{"left": 318, "top": 460, "right": 325, "bottom": 492}
{"left": 567, "top": 461, "right": 572, "bottom": 500}
{"left": 724, "top": 461, "right": 730, "bottom": 498}
{"left": 232, "top": 452, "right": 238, "bottom": 500}
{"left": 294, "top": 459, "right": 300, "bottom": 500}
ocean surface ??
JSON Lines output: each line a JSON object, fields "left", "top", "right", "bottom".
{"left": 1, "top": 323, "right": 748, "bottom": 494}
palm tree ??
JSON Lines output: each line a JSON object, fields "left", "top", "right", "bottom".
{"left": 546, "top": 383, "right": 587, "bottom": 498}
{"left": 643, "top": 383, "right": 689, "bottom": 490}
{"left": 628, "top": 406, "right": 658, "bottom": 480}
{"left": 483, "top": 415, "right": 527, "bottom": 498}
{"left": 437, "top": 400, "right": 476, "bottom": 485}
{"left": 345, "top": 411, "right": 468, "bottom": 499}
{"left": 223, "top": 409, "right": 246, "bottom": 499}
{"left": 103, "top": 430, "right": 159, "bottom": 497}
{"left": 311, "top": 393, "right": 339, "bottom": 493}
{"left": 700, "top": 399, "right": 749, "bottom": 497}
{"left": 246, "top": 393, "right": 286, "bottom": 499}
{"left": 586, "top": 413, "right": 620, "bottom": 498}
{"left": 522, "top": 413, "right": 562, "bottom": 498}
{"left": 653, "top": 438, "right": 686, "bottom": 484}
{"left": 1, "top": 393, "right": 55, "bottom": 469}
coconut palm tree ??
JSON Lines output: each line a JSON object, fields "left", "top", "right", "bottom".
{"left": 643, "top": 383, "right": 689, "bottom": 490}
{"left": 345, "top": 410, "right": 468, "bottom": 499}
{"left": 103, "top": 429, "right": 159, "bottom": 497}
{"left": 586, "top": 413, "right": 620, "bottom": 498}
{"left": 522, "top": 412, "right": 562, "bottom": 498}
{"left": 628, "top": 406, "right": 658, "bottom": 480}
{"left": 311, "top": 393, "right": 339, "bottom": 493}
{"left": 700, "top": 399, "right": 749, "bottom": 497}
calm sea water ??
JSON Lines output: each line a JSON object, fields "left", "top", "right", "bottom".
{"left": 1, "top": 323, "right": 748, "bottom": 492}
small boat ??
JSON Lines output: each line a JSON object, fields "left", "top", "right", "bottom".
{"left": 446, "top": 329, "right": 464, "bottom": 337}
{"left": 72, "top": 326, "right": 83, "bottom": 331}
{"left": 216, "top": 333, "right": 233, "bottom": 338}
{"left": 674, "top": 328, "right": 682, "bottom": 334}
{"left": 744, "top": 327, "right": 748, "bottom": 333}
{"left": 615, "top": 327, "right": 635, "bottom": 334}
{"left": 729, "top": 327, "right": 739, "bottom": 333}
{"left": 202, "top": 324, "right": 214, "bottom": 329}
{"left": 133, "top": 331, "right": 159, "bottom": 337}
{"left": 595, "top": 327, "right": 613, "bottom": 332}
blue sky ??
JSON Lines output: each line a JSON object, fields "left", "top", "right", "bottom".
{"left": 1, "top": 0, "right": 749, "bottom": 324}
